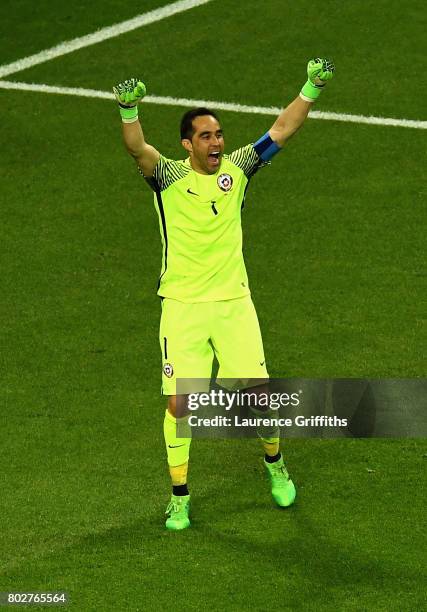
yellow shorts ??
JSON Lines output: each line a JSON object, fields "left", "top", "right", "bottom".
{"left": 159, "top": 295, "right": 269, "bottom": 395}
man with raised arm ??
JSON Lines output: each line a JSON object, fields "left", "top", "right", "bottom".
{"left": 114, "top": 59, "right": 335, "bottom": 530}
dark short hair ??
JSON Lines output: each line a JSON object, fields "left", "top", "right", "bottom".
{"left": 180, "top": 107, "right": 220, "bottom": 140}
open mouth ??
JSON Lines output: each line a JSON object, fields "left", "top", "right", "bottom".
{"left": 208, "top": 151, "right": 220, "bottom": 165}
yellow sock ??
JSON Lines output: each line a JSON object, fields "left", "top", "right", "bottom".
{"left": 169, "top": 462, "right": 189, "bottom": 486}
{"left": 262, "top": 438, "right": 280, "bottom": 457}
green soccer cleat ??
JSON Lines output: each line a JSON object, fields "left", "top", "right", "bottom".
{"left": 264, "top": 456, "right": 296, "bottom": 507}
{"left": 165, "top": 494, "right": 191, "bottom": 530}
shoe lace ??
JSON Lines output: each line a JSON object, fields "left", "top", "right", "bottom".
{"left": 165, "top": 498, "right": 186, "bottom": 516}
{"left": 270, "top": 464, "right": 290, "bottom": 486}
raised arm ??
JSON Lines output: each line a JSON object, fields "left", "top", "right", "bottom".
{"left": 113, "top": 78, "right": 160, "bottom": 177}
{"left": 267, "top": 59, "right": 335, "bottom": 148}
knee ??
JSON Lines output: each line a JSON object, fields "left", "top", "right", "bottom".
{"left": 167, "top": 395, "right": 178, "bottom": 417}
{"left": 248, "top": 383, "right": 271, "bottom": 413}
{"left": 167, "top": 395, "right": 189, "bottom": 418}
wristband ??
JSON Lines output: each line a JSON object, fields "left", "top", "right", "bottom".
{"left": 300, "top": 79, "right": 325, "bottom": 102}
{"left": 119, "top": 103, "right": 139, "bottom": 123}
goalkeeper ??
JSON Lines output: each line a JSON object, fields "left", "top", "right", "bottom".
{"left": 113, "top": 59, "right": 335, "bottom": 530}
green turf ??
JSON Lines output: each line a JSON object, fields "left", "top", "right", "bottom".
{"left": 1, "top": 437, "right": 426, "bottom": 611}
{"left": 1, "top": 2, "right": 426, "bottom": 610}
{"left": 0, "top": 0, "right": 172, "bottom": 64}
{"left": 12, "top": 0, "right": 426, "bottom": 120}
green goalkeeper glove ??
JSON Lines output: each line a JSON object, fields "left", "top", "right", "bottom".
{"left": 300, "top": 58, "right": 335, "bottom": 102}
{"left": 113, "top": 78, "right": 147, "bottom": 123}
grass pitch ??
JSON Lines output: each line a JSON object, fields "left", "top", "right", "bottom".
{"left": 1, "top": 1, "right": 426, "bottom": 610}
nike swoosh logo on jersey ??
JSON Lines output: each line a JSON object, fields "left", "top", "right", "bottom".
{"left": 187, "top": 188, "right": 198, "bottom": 196}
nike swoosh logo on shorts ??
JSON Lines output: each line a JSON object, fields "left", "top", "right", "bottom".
{"left": 168, "top": 444, "right": 185, "bottom": 448}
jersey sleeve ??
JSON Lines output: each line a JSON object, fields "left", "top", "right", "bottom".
{"left": 228, "top": 144, "right": 268, "bottom": 178}
{"left": 142, "top": 155, "right": 188, "bottom": 192}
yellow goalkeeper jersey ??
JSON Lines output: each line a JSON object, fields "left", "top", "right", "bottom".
{"left": 144, "top": 144, "right": 266, "bottom": 303}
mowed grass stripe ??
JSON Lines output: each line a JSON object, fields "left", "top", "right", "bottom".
{"left": 0, "top": 0, "right": 214, "bottom": 79}
{"left": 1, "top": 80, "right": 426, "bottom": 130}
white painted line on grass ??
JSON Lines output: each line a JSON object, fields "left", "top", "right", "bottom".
{"left": 0, "top": 80, "right": 114, "bottom": 100}
{"left": 0, "top": 0, "right": 213, "bottom": 79}
{"left": 1, "top": 80, "right": 426, "bottom": 130}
